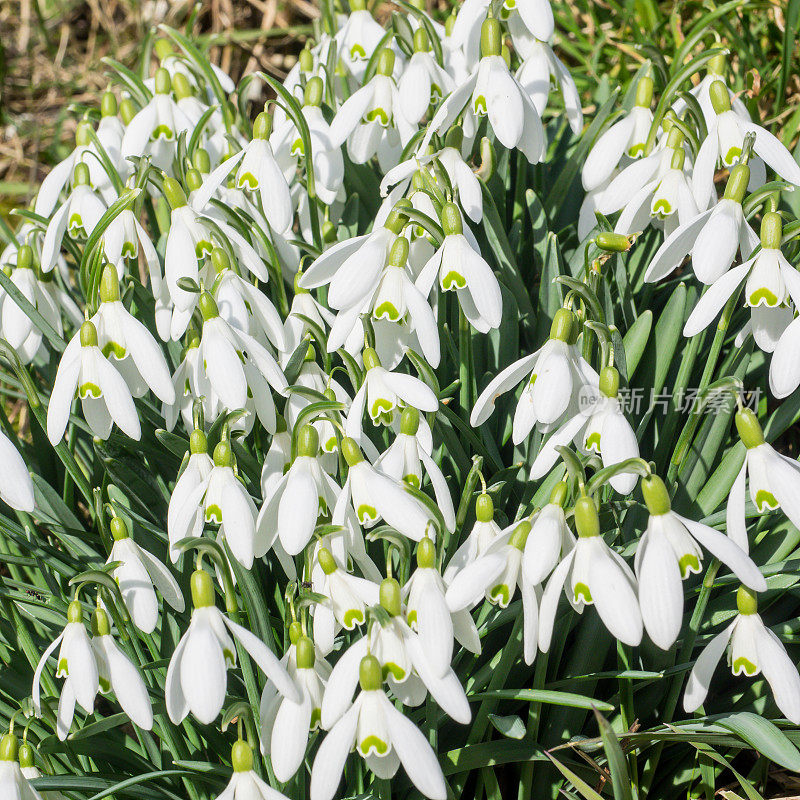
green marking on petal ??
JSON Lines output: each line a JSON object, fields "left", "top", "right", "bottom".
{"left": 342, "top": 608, "right": 364, "bottom": 628}
{"left": 473, "top": 95, "right": 487, "bottom": 115}
{"left": 724, "top": 146, "right": 742, "bottom": 165}
{"left": 442, "top": 270, "right": 466, "bottom": 291}
{"left": 573, "top": 582, "right": 592, "bottom": 603}
{"left": 732, "top": 656, "right": 758, "bottom": 676}
{"left": 57, "top": 657, "right": 69, "bottom": 676}
{"left": 370, "top": 398, "right": 394, "bottom": 421}
{"left": 382, "top": 662, "right": 406, "bottom": 681}
{"left": 585, "top": 432, "right": 601, "bottom": 453}
{"left": 223, "top": 648, "right": 236, "bottom": 667}
{"left": 205, "top": 504, "right": 223, "bottom": 524}
{"left": 678, "top": 553, "right": 701, "bottom": 579}
{"left": 374, "top": 301, "right": 401, "bottom": 321}
{"left": 407, "top": 609, "right": 417, "bottom": 627}
{"left": 237, "top": 172, "right": 259, "bottom": 191}
{"left": 324, "top": 436, "right": 338, "bottom": 452}
{"left": 99, "top": 677, "right": 111, "bottom": 693}
{"left": 403, "top": 474, "right": 420, "bottom": 490}
{"left": 79, "top": 382, "right": 102, "bottom": 399}
{"left": 748, "top": 288, "right": 779, "bottom": 306}
{"left": 627, "top": 142, "right": 646, "bottom": 157}
{"left": 366, "top": 107, "right": 390, "bottom": 126}
{"left": 755, "top": 489, "right": 778, "bottom": 511}
{"left": 652, "top": 199, "right": 672, "bottom": 216}
{"left": 310, "top": 708, "right": 321, "bottom": 730}
{"left": 292, "top": 137, "right": 304, "bottom": 156}
{"left": 350, "top": 43, "right": 367, "bottom": 60}
{"left": 151, "top": 124, "right": 175, "bottom": 141}
{"left": 359, "top": 735, "right": 388, "bottom": 756}
{"left": 490, "top": 584, "right": 511, "bottom": 607}
{"left": 195, "top": 239, "right": 213, "bottom": 258}
{"left": 121, "top": 241, "right": 137, "bottom": 258}
{"left": 68, "top": 214, "right": 86, "bottom": 236}
{"left": 102, "top": 341, "right": 127, "bottom": 360}
{"left": 357, "top": 504, "right": 378, "bottom": 524}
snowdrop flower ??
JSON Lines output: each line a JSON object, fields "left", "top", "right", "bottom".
{"left": 0, "top": 733, "right": 46, "bottom": 800}
{"left": 424, "top": 18, "right": 544, "bottom": 164}
{"left": 636, "top": 475, "right": 766, "bottom": 650}
{"left": 521, "top": 482, "right": 575, "bottom": 586}
{"left": 338, "top": 437, "right": 436, "bottom": 540}
{"left": 693, "top": 81, "right": 800, "bottom": 211}
{"left": 444, "top": 492, "right": 502, "bottom": 581}
{"left": 40, "top": 163, "right": 107, "bottom": 273}
{"left": 346, "top": 348, "right": 438, "bottom": 445}
{"left": 530, "top": 366, "right": 639, "bottom": 494}
{"left": 398, "top": 29, "right": 454, "bottom": 124}
{"left": 171, "top": 439, "right": 258, "bottom": 569}
{"left": 166, "top": 568, "right": 299, "bottom": 725}
{"left": 90, "top": 607, "right": 153, "bottom": 731}
{"left": 90, "top": 265, "right": 175, "bottom": 404}
{"left": 106, "top": 517, "right": 184, "bottom": 634}
{"left": 376, "top": 408, "right": 455, "bottom": 532}
{"left": 684, "top": 585, "right": 800, "bottom": 723}
{"left": 582, "top": 75, "right": 654, "bottom": 191}
{"left": 539, "top": 495, "right": 643, "bottom": 650}
{"left": 260, "top": 634, "right": 328, "bottom": 782}
{"left": 282, "top": 276, "right": 337, "bottom": 356}
{"left": 310, "top": 545, "right": 379, "bottom": 655}
{"left": 675, "top": 55, "right": 751, "bottom": 130}
{"left": 47, "top": 320, "right": 140, "bottom": 444}
{"left": 150, "top": 38, "right": 236, "bottom": 96}
{"left": 17, "top": 741, "right": 66, "bottom": 800}
{"left": 0, "top": 427, "right": 34, "bottom": 513}
{"left": 727, "top": 408, "right": 800, "bottom": 550}
{"left": 310, "top": 654, "right": 447, "bottom": 800}
{"left": 256, "top": 425, "right": 341, "bottom": 557}
{"left": 120, "top": 69, "right": 193, "bottom": 173}
{"left": 196, "top": 291, "right": 288, "bottom": 432}
{"left": 192, "top": 112, "right": 293, "bottom": 234}
{"left": 416, "top": 202, "right": 502, "bottom": 332}
{"left": 684, "top": 213, "right": 799, "bottom": 354}
{"left": 447, "top": 519, "right": 540, "bottom": 663}
{"left": 213, "top": 739, "right": 289, "bottom": 800}
{"left": 330, "top": 49, "right": 416, "bottom": 168}
{"left": 260, "top": 421, "right": 292, "bottom": 498}
{"left": 471, "top": 309, "right": 597, "bottom": 441}
{"left": 102, "top": 206, "right": 164, "bottom": 293}
{"left": 336, "top": 0, "right": 392, "bottom": 83}
{"left": 644, "top": 164, "right": 758, "bottom": 285}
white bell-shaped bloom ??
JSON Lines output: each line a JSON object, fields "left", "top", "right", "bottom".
{"left": 120, "top": 68, "right": 193, "bottom": 173}
{"left": 103, "top": 206, "right": 164, "bottom": 290}
{"left": 106, "top": 517, "right": 184, "bottom": 633}
{"left": 636, "top": 475, "right": 765, "bottom": 650}
{"left": 443, "top": 492, "right": 503, "bottom": 582}
{"left": 398, "top": 31, "right": 454, "bottom": 124}
{"left": 692, "top": 80, "right": 800, "bottom": 211}
{"left": 311, "top": 654, "right": 447, "bottom": 800}
{"left": 376, "top": 407, "right": 455, "bottom": 532}
{"left": 0, "top": 735, "right": 46, "bottom": 800}
{"left": 539, "top": 496, "right": 643, "bottom": 650}
{"left": 727, "top": 408, "right": 800, "bottom": 551}
{"left": 336, "top": 4, "right": 392, "bottom": 82}
{"left": 166, "top": 568, "right": 298, "bottom": 725}
{"left": 282, "top": 285, "right": 337, "bottom": 357}
{"left": 416, "top": 202, "right": 502, "bottom": 333}
{"left": 582, "top": 76, "right": 654, "bottom": 191}
{"left": 521, "top": 485, "right": 575, "bottom": 585}
{"left": 471, "top": 309, "right": 597, "bottom": 441}
{"left": 40, "top": 163, "right": 107, "bottom": 273}
{"left": 644, "top": 164, "right": 758, "bottom": 285}
{"left": 47, "top": 320, "right": 140, "bottom": 444}
{"left": 770, "top": 310, "right": 800, "bottom": 396}
{"left": 213, "top": 739, "right": 289, "bottom": 800}
{"left": 423, "top": 19, "right": 544, "bottom": 164}
{"left": 260, "top": 634, "right": 329, "bottom": 783}
{"left": 684, "top": 585, "right": 800, "bottom": 723}
{"left": 256, "top": 424, "right": 341, "bottom": 557}
{"left": 169, "top": 439, "right": 258, "bottom": 568}
{"left": 530, "top": 366, "right": 639, "bottom": 494}
{"left": 0, "top": 428, "right": 34, "bottom": 513}
{"left": 260, "top": 425, "right": 292, "bottom": 498}
{"left": 447, "top": 519, "right": 540, "bottom": 663}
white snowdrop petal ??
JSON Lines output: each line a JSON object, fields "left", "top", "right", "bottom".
{"left": 310, "top": 702, "right": 360, "bottom": 800}
{"left": 637, "top": 531, "right": 683, "bottom": 650}
{"left": 683, "top": 623, "right": 735, "bottom": 713}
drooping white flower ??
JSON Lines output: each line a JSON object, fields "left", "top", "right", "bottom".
{"left": 692, "top": 80, "right": 800, "bottom": 211}
{"left": 106, "top": 517, "right": 184, "bottom": 634}
{"left": 582, "top": 75, "right": 654, "bottom": 191}
{"left": 416, "top": 202, "right": 502, "bottom": 333}
{"left": 471, "top": 309, "right": 597, "bottom": 441}
{"left": 684, "top": 585, "right": 800, "bottom": 723}
{"left": 213, "top": 739, "right": 289, "bottom": 800}
{"left": 0, "top": 427, "right": 35, "bottom": 513}
{"left": 636, "top": 475, "right": 765, "bottom": 650}
{"left": 311, "top": 654, "right": 447, "bottom": 800}
{"left": 398, "top": 29, "right": 454, "bottom": 125}
{"left": 0, "top": 734, "right": 46, "bottom": 800}
{"left": 727, "top": 408, "right": 800, "bottom": 551}
{"left": 644, "top": 163, "right": 758, "bottom": 285}
{"left": 18, "top": 741, "right": 66, "bottom": 800}
{"left": 166, "top": 568, "right": 299, "bottom": 725}
{"left": 47, "top": 320, "right": 140, "bottom": 444}
{"left": 443, "top": 492, "right": 502, "bottom": 582}
{"left": 335, "top": 2, "right": 394, "bottom": 83}
{"left": 538, "top": 495, "right": 643, "bottom": 650}
{"left": 521, "top": 483, "right": 575, "bottom": 586}
{"left": 530, "top": 365, "right": 639, "bottom": 494}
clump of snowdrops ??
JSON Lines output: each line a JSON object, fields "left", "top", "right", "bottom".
{"left": 1, "top": 1, "right": 800, "bottom": 798}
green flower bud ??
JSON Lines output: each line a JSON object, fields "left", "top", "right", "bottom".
{"left": 441, "top": 202, "right": 463, "bottom": 236}
{"left": 296, "top": 635, "right": 316, "bottom": 669}
{"left": 350, "top": 0, "right": 366, "bottom": 9}
{"left": 154, "top": 39, "right": 174, "bottom": 61}
{"left": 17, "top": 245, "right": 33, "bottom": 270}
{"left": 480, "top": 17, "right": 502, "bottom": 58}
{"left": 376, "top": 48, "right": 395, "bottom": 77}
{"left": 475, "top": 493, "right": 494, "bottom": 522}
{"left": 0, "top": 733, "right": 18, "bottom": 762}
{"left": 735, "top": 407, "right": 765, "bottom": 449}
{"left": 73, "top": 162, "right": 91, "bottom": 187}
{"left": 596, "top": 232, "right": 631, "bottom": 253}
{"left": 666, "top": 127, "right": 684, "bottom": 150}
{"left": 289, "top": 620, "right": 303, "bottom": 644}
{"left": 550, "top": 308, "right": 577, "bottom": 344}
{"left": 723, "top": 164, "right": 750, "bottom": 203}
{"left": 297, "top": 424, "right": 320, "bottom": 457}
{"left": 163, "top": 177, "right": 188, "bottom": 209}
{"left": 190, "top": 569, "right": 215, "bottom": 608}
{"left": 413, "top": 27, "right": 430, "bottom": 53}
{"left": 213, "top": 441, "right": 233, "bottom": 468}
{"left": 172, "top": 72, "right": 193, "bottom": 101}
{"left": 67, "top": 599, "right": 83, "bottom": 624}
{"left": 18, "top": 742, "right": 34, "bottom": 769}
{"left": 384, "top": 200, "right": 411, "bottom": 234}
{"left": 400, "top": 406, "right": 420, "bottom": 436}
{"left": 359, "top": 654, "right": 383, "bottom": 691}
{"left": 444, "top": 125, "right": 464, "bottom": 151}
{"left": 110, "top": 517, "right": 129, "bottom": 541}
{"left": 709, "top": 80, "right": 731, "bottom": 115}
{"left": 211, "top": 247, "right": 231, "bottom": 274}
{"left": 101, "top": 91, "right": 118, "bottom": 118}
{"left": 91, "top": 607, "right": 111, "bottom": 637}
{"left": 417, "top": 537, "right": 436, "bottom": 569}
{"left": 193, "top": 148, "right": 211, "bottom": 174}
{"left": 304, "top": 77, "right": 324, "bottom": 108}
{"left": 387, "top": 236, "right": 410, "bottom": 268}
{"left": 380, "top": 577, "right": 402, "bottom": 616}
{"left": 322, "top": 220, "right": 337, "bottom": 243}
{"left": 190, "top": 429, "right": 208, "bottom": 455}
{"left": 671, "top": 148, "right": 686, "bottom": 171}
{"left": 445, "top": 12, "right": 457, "bottom": 36}
{"left": 736, "top": 584, "right": 758, "bottom": 615}
{"left": 550, "top": 481, "right": 568, "bottom": 507}
{"left": 99, "top": 264, "right": 120, "bottom": 303}
{"left": 253, "top": 111, "right": 273, "bottom": 140}
{"left": 635, "top": 75, "right": 654, "bottom": 108}
{"left": 186, "top": 168, "right": 203, "bottom": 193}
{"left": 80, "top": 320, "right": 99, "bottom": 348}
{"left": 76, "top": 120, "right": 93, "bottom": 147}
{"left": 708, "top": 53, "right": 726, "bottom": 75}
{"left": 154, "top": 67, "right": 172, "bottom": 95}
{"left": 574, "top": 495, "right": 600, "bottom": 538}
{"left": 199, "top": 291, "right": 220, "bottom": 320}
{"left": 231, "top": 739, "right": 253, "bottom": 773}
{"left": 363, "top": 347, "right": 381, "bottom": 370}
{"left": 119, "top": 98, "right": 136, "bottom": 126}
{"left": 317, "top": 547, "right": 337, "bottom": 575}
{"left": 509, "top": 520, "right": 531, "bottom": 551}
{"left": 760, "top": 212, "right": 782, "bottom": 250}
{"left": 299, "top": 47, "right": 314, "bottom": 73}
{"left": 341, "top": 437, "right": 364, "bottom": 467}
{"left": 641, "top": 474, "right": 671, "bottom": 515}
{"left": 599, "top": 365, "right": 619, "bottom": 398}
